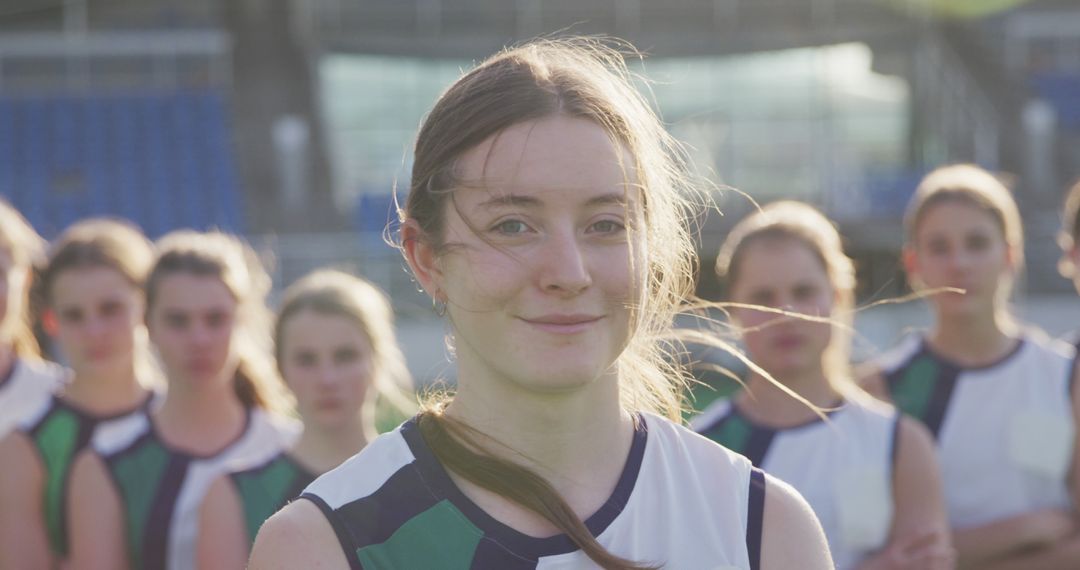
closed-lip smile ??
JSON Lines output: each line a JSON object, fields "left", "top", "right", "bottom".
{"left": 521, "top": 314, "right": 603, "bottom": 334}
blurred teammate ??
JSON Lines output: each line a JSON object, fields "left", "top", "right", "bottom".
{"left": 250, "top": 38, "right": 831, "bottom": 569}
{"left": 0, "top": 198, "right": 65, "bottom": 439}
{"left": 693, "top": 201, "right": 951, "bottom": 569}
{"left": 861, "top": 165, "right": 1080, "bottom": 568}
{"left": 67, "top": 230, "right": 297, "bottom": 570}
{"left": 1058, "top": 178, "right": 1080, "bottom": 348}
{"left": 195, "top": 269, "right": 413, "bottom": 568}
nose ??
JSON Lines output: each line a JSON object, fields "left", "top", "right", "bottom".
{"left": 537, "top": 229, "right": 592, "bottom": 296}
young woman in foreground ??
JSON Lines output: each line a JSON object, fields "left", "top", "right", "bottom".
{"left": 693, "top": 201, "right": 951, "bottom": 569}
{"left": 862, "top": 165, "right": 1080, "bottom": 569}
{"left": 250, "top": 38, "right": 831, "bottom": 569}
{"left": 196, "top": 269, "right": 413, "bottom": 568}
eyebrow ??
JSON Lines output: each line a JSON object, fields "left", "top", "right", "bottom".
{"left": 477, "top": 192, "right": 629, "bottom": 209}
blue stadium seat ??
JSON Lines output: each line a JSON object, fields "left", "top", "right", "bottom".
{"left": 1030, "top": 73, "right": 1080, "bottom": 130}
{"left": 0, "top": 89, "right": 246, "bottom": 239}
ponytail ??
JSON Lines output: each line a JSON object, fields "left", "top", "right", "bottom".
{"left": 417, "top": 406, "right": 657, "bottom": 570}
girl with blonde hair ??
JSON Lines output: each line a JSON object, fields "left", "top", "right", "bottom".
{"left": 196, "top": 269, "right": 414, "bottom": 568}
{"left": 693, "top": 201, "right": 952, "bottom": 569}
{"left": 862, "top": 164, "right": 1080, "bottom": 568}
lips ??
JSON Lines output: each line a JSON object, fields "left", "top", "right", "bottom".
{"left": 520, "top": 314, "right": 603, "bottom": 335}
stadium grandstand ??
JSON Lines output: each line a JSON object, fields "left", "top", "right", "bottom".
{"left": 2, "top": 0, "right": 1079, "bottom": 382}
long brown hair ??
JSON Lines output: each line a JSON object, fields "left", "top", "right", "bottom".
{"left": 716, "top": 201, "right": 858, "bottom": 392}
{"left": 274, "top": 269, "right": 415, "bottom": 421}
{"left": 0, "top": 198, "right": 45, "bottom": 359}
{"left": 401, "top": 37, "right": 705, "bottom": 569}
{"left": 145, "top": 230, "right": 292, "bottom": 416}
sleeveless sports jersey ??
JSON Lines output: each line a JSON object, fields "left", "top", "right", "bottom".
{"left": 16, "top": 390, "right": 157, "bottom": 556}
{"left": 229, "top": 451, "right": 316, "bottom": 545}
{"left": 0, "top": 358, "right": 66, "bottom": 439}
{"left": 876, "top": 333, "right": 1076, "bottom": 530}
{"left": 94, "top": 408, "right": 298, "bottom": 570}
{"left": 692, "top": 395, "right": 898, "bottom": 570}
{"left": 302, "top": 413, "right": 766, "bottom": 570}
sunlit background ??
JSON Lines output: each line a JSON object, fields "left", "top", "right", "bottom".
{"left": 2, "top": 0, "right": 1078, "bottom": 390}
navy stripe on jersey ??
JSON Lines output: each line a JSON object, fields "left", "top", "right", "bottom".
{"left": 1068, "top": 338, "right": 1080, "bottom": 398}
{"left": 143, "top": 454, "right": 190, "bottom": 570}
{"left": 885, "top": 345, "right": 962, "bottom": 438}
{"left": 303, "top": 494, "right": 364, "bottom": 570}
{"left": 889, "top": 413, "right": 903, "bottom": 468}
{"left": 747, "top": 468, "right": 766, "bottom": 570}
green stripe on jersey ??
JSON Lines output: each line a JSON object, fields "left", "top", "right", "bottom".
{"left": 233, "top": 457, "right": 304, "bottom": 543}
{"left": 703, "top": 413, "right": 754, "bottom": 454}
{"left": 356, "top": 499, "right": 484, "bottom": 569}
{"left": 889, "top": 356, "right": 939, "bottom": 422}
{"left": 34, "top": 408, "right": 81, "bottom": 555}
{"left": 111, "top": 438, "right": 170, "bottom": 566}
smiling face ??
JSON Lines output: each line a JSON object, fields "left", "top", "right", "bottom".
{"left": 413, "top": 115, "right": 644, "bottom": 395}
{"left": 730, "top": 237, "right": 834, "bottom": 380}
{"left": 907, "top": 199, "right": 1013, "bottom": 318}
{"left": 280, "top": 310, "right": 374, "bottom": 430}
{"left": 147, "top": 273, "right": 239, "bottom": 390}
{"left": 49, "top": 266, "right": 142, "bottom": 377}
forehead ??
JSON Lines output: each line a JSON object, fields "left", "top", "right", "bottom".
{"left": 916, "top": 198, "right": 1002, "bottom": 236}
{"left": 51, "top": 266, "right": 135, "bottom": 302}
{"left": 456, "top": 115, "right": 637, "bottom": 202}
{"left": 736, "top": 238, "right": 827, "bottom": 283}
{"left": 282, "top": 310, "right": 369, "bottom": 347}
{"left": 153, "top": 273, "right": 235, "bottom": 310}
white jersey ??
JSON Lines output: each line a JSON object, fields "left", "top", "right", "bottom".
{"left": 876, "top": 333, "right": 1076, "bottom": 530}
{"left": 693, "top": 395, "right": 898, "bottom": 569}
{"left": 93, "top": 408, "right": 299, "bottom": 570}
{"left": 0, "top": 358, "right": 67, "bottom": 439}
{"left": 303, "top": 412, "right": 766, "bottom": 569}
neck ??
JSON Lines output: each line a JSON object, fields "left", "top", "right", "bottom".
{"left": 291, "top": 415, "right": 373, "bottom": 474}
{"left": 445, "top": 357, "right": 635, "bottom": 520}
{"left": 738, "top": 363, "right": 839, "bottom": 428}
{"left": 62, "top": 361, "right": 145, "bottom": 413}
{"left": 930, "top": 308, "right": 1018, "bottom": 366}
{"left": 155, "top": 372, "right": 247, "bottom": 454}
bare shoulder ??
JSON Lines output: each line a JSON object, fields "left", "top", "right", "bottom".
{"left": 248, "top": 498, "right": 348, "bottom": 570}
{"left": 0, "top": 431, "right": 41, "bottom": 487}
{"left": 760, "top": 473, "right": 833, "bottom": 570}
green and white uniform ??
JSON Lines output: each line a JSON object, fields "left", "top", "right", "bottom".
{"left": 876, "top": 333, "right": 1076, "bottom": 530}
{"left": 693, "top": 395, "right": 898, "bottom": 569}
{"left": 228, "top": 452, "right": 316, "bottom": 545}
{"left": 302, "top": 412, "right": 766, "bottom": 569}
{"left": 94, "top": 408, "right": 298, "bottom": 570}
{"left": 17, "top": 391, "right": 156, "bottom": 557}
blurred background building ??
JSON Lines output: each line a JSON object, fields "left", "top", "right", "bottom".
{"left": 2, "top": 0, "right": 1078, "bottom": 384}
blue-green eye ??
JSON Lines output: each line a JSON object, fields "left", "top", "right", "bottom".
{"left": 494, "top": 220, "right": 530, "bottom": 235}
{"left": 590, "top": 220, "right": 625, "bottom": 234}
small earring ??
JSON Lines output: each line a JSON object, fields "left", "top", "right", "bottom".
{"left": 432, "top": 296, "right": 447, "bottom": 317}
